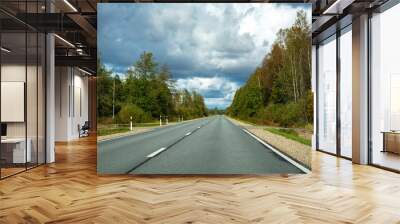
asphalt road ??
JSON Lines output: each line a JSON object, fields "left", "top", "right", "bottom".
{"left": 98, "top": 116, "right": 304, "bottom": 174}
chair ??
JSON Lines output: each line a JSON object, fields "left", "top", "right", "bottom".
{"left": 79, "top": 121, "right": 90, "bottom": 138}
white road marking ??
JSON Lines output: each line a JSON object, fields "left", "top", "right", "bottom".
{"left": 147, "top": 147, "right": 167, "bottom": 158}
{"left": 242, "top": 129, "right": 311, "bottom": 174}
{"left": 145, "top": 125, "right": 203, "bottom": 159}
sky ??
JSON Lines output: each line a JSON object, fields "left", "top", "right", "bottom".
{"left": 98, "top": 3, "right": 311, "bottom": 109}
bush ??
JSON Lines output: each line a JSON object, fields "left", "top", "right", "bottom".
{"left": 305, "top": 90, "right": 314, "bottom": 123}
{"left": 304, "top": 123, "right": 313, "bottom": 132}
{"left": 97, "top": 116, "right": 114, "bottom": 125}
{"left": 118, "top": 104, "right": 151, "bottom": 123}
{"left": 264, "top": 102, "right": 305, "bottom": 127}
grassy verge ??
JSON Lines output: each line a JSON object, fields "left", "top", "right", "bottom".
{"left": 265, "top": 127, "right": 311, "bottom": 146}
{"left": 97, "top": 122, "right": 160, "bottom": 136}
{"left": 134, "top": 122, "right": 160, "bottom": 127}
{"left": 97, "top": 127, "right": 130, "bottom": 136}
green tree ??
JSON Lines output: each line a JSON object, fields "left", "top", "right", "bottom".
{"left": 97, "top": 58, "right": 114, "bottom": 117}
{"left": 133, "top": 51, "right": 158, "bottom": 79}
{"left": 227, "top": 9, "right": 312, "bottom": 127}
{"left": 118, "top": 103, "right": 150, "bottom": 123}
{"left": 98, "top": 51, "right": 208, "bottom": 124}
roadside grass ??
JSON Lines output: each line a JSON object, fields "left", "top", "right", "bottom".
{"left": 134, "top": 122, "right": 160, "bottom": 127}
{"left": 97, "top": 122, "right": 160, "bottom": 136}
{"left": 97, "top": 127, "right": 130, "bottom": 136}
{"left": 265, "top": 127, "right": 311, "bottom": 146}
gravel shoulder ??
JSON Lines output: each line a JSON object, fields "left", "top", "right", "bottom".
{"left": 227, "top": 116, "right": 311, "bottom": 169}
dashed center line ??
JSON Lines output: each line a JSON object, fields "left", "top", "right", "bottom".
{"left": 146, "top": 124, "right": 206, "bottom": 159}
{"left": 127, "top": 119, "right": 214, "bottom": 173}
{"left": 147, "top": 147, "right": 167, "bottom": 158}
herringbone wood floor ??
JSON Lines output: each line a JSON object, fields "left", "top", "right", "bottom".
{"left": 1, "top": 136, "right": 400, "bottom": 223}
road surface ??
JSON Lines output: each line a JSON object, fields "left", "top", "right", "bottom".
{"left": 98, "top": 116, "right": 305, "bottom": 174}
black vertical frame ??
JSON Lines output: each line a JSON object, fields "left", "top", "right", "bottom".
{"left": 44, "top": 0, "right": 47, "bottom": 164}
{"left": 0, "top": 23, "right": 2, "bottom": 179}
{"left": 336, "top": 28, "right": 341, "bottom": 157}
{"left": 367, "top": 10, "right": 373, "bottom": 165}
{"left": 36, "top": 0, "right": 39, "bottom": 167}
{"left": 25, "top": 0, "right": 28, "bottom": 171}
{"left": 315, "top": 44, "right": 319, "bottom": 151}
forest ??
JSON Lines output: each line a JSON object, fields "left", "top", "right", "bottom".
{"left": 227, "top": 10, "right": 313, "bottom": 128}
{"left": 97, "top": 52, "right": 208, "bottom": 124}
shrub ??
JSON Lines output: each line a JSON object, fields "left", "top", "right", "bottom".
{"left": 265, "top": 102, "right": 305, "bottom": 127}
{"left": 118, "top": 104, "right": 151, "bottom": 123}
{"left": 97, "top": 116, "right": 114, "bottom": 125}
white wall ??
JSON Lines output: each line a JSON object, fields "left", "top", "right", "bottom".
{"left": 55, "top": 67, "right": 89, "bottom": 141}
{"left": 55, "top": 67, "right": 69, "bottom": 141}
{"left": 1, "top": 82, "right": 25, "bottom": 122}
{"left": 70, "top": 71, "right": 89, "bottom": 138}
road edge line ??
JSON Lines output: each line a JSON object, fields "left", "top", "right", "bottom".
{"left": 242, "top": 128, "right": 311, "bottom": 174}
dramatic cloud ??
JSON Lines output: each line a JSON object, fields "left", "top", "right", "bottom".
{"left": 98, "top": 3, "right": 311, "bottom": 108}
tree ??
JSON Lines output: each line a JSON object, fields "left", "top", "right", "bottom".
{"left": 97, "top": 58, "right": 114, "bottom": 117}
{"left": 227, "top": 9, "right": 312, "bottom": 127}
{"left": 98, "top": 51, "right": 208, "bottom": 124}
{"left": 134, "top": 51, "right": 158, "bottom": 79}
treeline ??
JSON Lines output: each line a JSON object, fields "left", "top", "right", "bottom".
{"left": 208, "top": 107, "right": 226, "bottom": 116}
{"left": 227, "top": 10, "right": 313, "bottom": 127}
{"left": 97, "top": 52, "right": 207, "bottom": 124}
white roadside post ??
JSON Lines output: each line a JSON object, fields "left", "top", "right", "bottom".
{"left": 160, "top": 115, "right": 162, "bottom": 126}
{"left": 130, "top": 116, "right": 133, "bottom": 131}
{"left": 166, "top": 116, "right": 168, "bottom": 125}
